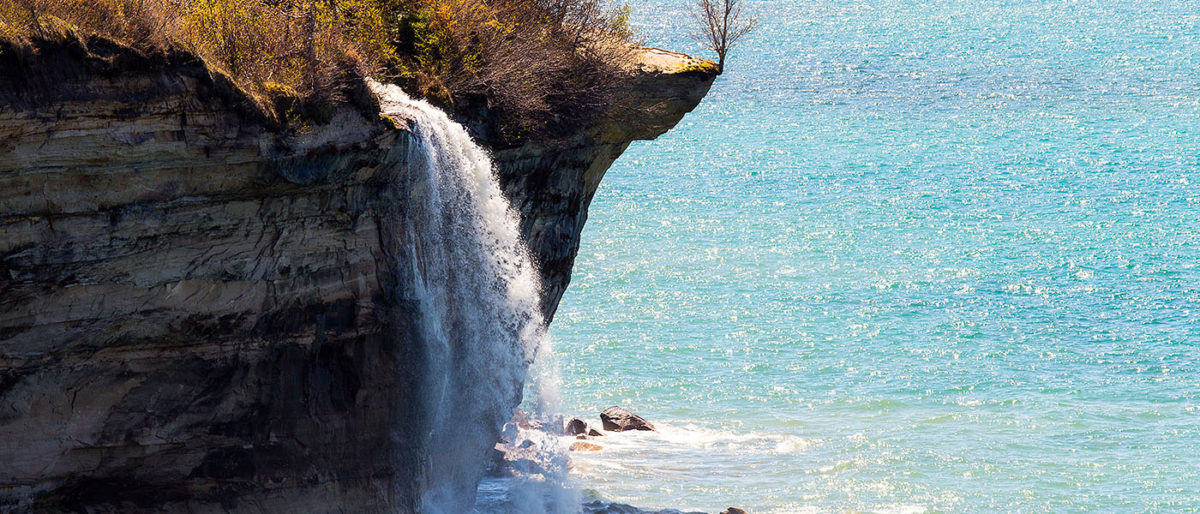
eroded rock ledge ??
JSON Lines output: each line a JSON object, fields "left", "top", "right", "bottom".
{"left": 0, "top": 35, "right": 715, "bottom": 512}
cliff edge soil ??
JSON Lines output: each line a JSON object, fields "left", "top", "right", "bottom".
{"left": 0, "top": 35, "right": 715, "bottom": 512}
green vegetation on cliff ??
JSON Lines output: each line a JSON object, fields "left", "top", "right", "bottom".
{"left": 0, "top": 0, "right": 634, "bottom": 135}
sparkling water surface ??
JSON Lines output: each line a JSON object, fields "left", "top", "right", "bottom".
{"left": 550, "top": 0, "right": 1200, "bottom": 511}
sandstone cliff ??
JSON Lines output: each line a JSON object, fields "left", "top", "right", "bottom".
{"left": 0, "top": 35, "right": 714, "bottom": 512}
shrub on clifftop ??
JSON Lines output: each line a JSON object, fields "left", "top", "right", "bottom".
{"left": 0, "top": 0, "right": 391, "bottom": 112}
{"left": 0, "top": 0, "right": 634, "bottom": 134}
{"left": 388, "top": 0, "right": 634, "bottom": 138}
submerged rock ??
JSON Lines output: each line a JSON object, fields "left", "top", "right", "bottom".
{"left": 600, "top": 406, "right": 657, "bottom": 432}
{"left": 569, "top": 441, "right": 603, "bottom": 451}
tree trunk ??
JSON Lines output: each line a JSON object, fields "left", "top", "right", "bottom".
{"left": 306, "top": 0, "right": 317, "bottom": 91}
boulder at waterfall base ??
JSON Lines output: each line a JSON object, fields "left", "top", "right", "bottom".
{"left": 600, "top": 406, "right": 656, "bottom": 432}
{"left": 565, "top": 417, "right": 589, "bottom": 435}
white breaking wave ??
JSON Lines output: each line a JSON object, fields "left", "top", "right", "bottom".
{"left": 369, "top": 80, "right": 568, "bottom": 513}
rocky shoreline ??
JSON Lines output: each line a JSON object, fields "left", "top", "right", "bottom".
{"left": 488, "top": 407, "right": 750, "bottom": 514}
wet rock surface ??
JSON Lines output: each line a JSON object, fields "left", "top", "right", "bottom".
{"left": 566, "top": 417, "right": 590, "bottom": 435}
{"left": 600, "top": 406, "right": 657, "bottom": 432}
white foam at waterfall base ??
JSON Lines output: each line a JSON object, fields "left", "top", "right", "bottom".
{"left": 368, "top": 80, "right": 573, "bottom": 513}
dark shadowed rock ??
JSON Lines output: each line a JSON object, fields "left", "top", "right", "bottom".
{"left": 721, "top": 508, "right": 748, "bottom": 514}
{"left": 565, "top": 417, "right": 589, "bottom": 435}
{"left": 588, "top": 428, "right": 604, "bottom": 437}
{"left": 484, "top": 445, "right": 509, "bottom": 476}
{"left": 600, "top": 406, "right": 656, "bottom": 432}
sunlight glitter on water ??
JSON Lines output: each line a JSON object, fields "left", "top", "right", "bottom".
{"left": 551, "top": 0, "right": 1200, "bottom": 511}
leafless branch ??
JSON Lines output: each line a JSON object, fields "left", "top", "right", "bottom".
{"left": 688, "top": 0, "right": 756, "bottom": 73}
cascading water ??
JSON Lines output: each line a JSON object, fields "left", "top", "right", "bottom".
{"left": 369, "top": 81, "right": 573, "bottom": 513}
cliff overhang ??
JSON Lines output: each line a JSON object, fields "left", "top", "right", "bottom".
{"left": 0, "top": 33, "right": 715, "bottom": 512}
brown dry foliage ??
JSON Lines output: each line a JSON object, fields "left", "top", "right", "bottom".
{"left": 2, "top": 0, "right": 386, "bottom": 115}
{"left": 0, "top": 0, "right": 178, "bottom": 48}
{"left": 389, "top": 0, "right": 637, "bottom": 138}
{"left": 0, "top": 0, "right": 636, "bottom": 132}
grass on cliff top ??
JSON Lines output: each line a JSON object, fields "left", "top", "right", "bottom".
{"left": 0, "top": 0, "right": 635, "bottom": 136}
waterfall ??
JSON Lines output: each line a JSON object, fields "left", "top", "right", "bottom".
{"left": 369, "top": 81, "right": 569, "bottom": 513}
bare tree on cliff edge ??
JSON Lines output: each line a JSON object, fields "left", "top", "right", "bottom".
{"left": 689, "top": 0, "right": 758, "bottom": 73}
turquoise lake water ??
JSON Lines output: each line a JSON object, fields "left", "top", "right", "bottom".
{"left": 549, "top": 0, "right": 1200, "bottom": 511}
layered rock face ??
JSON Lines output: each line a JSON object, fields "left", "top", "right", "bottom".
{"left": 0, "top": 36, "right": 713, "bottom": 512}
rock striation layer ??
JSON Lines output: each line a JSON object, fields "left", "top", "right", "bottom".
{"left": 0, "top": 35, "right": 714, "bottom": 512}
